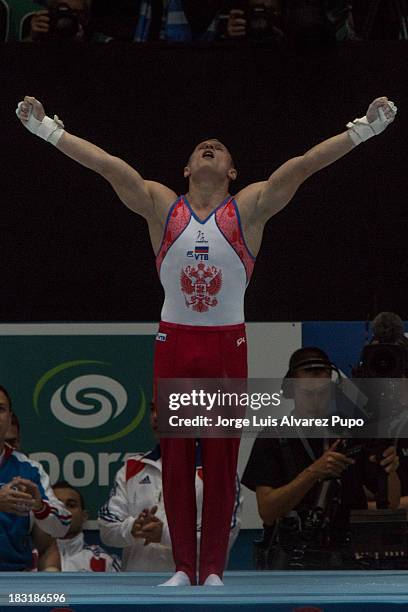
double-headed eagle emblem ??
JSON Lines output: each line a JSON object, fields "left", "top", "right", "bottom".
{"left": 181, "top": 263, "right": 222, "bottom": 312}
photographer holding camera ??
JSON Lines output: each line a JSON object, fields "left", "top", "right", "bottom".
{"left": 242, "top": 347, "right": 400, "bottom": 569}
{"left": 28, "top": 0, "right": 111, "bottom": 42}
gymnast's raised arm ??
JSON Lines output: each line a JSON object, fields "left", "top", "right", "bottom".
{"left": 16, "top": 96, "right": 176, "bottom": 221}
{"left": 236, "top": 97, "right": 397, "bottom": 226}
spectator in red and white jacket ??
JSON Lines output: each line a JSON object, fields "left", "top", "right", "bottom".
{"left": 98, "top": 402, "right": 243, "bottom": 571}
{"left": 39, "top": 481, "right": 120, "bottom": 572}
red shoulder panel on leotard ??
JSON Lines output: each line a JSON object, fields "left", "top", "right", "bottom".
{"left": 156, "top": 198, "right": 191, "bottom": 275}
{"left": 215, "top": 198, "right": 255, "bottom": 283}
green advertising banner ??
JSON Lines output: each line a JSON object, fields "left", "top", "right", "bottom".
{"left": 0, "top": 324, "right": 157, "bottom": 521}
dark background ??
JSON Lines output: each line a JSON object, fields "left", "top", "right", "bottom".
{"left": 2, "top": 41, "right": 407, "bottom": 322}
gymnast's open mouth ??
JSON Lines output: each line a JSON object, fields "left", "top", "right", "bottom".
{"left": 203, "top": 151, "right": 215, "bottom": 159}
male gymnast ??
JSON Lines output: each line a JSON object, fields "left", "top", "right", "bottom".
{"left": 16, "top": 95, "right": 396, "bottom": 585}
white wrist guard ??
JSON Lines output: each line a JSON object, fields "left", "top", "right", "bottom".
{"left": 346, "top": 101, "right": 397, "bottom": 146}
{"left": 16, "top": 102, "right": 65, "bottom": 146}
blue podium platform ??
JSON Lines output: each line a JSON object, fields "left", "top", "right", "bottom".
{"left": 1, "top": 571, "right": 408, "bottom": 611}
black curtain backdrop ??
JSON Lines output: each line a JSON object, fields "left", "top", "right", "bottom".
{"left": 1, "top": 41, "right": 407, "bottom": 322}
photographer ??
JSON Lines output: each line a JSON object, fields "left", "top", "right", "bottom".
{"left": 242, "top": 347, "right": 400, "bottom": 567}
{"left": 28, "top": 0, "right": 111, "bottom": 42}
{"left": 227, "top": 0, "right": 285, "bottom": 42}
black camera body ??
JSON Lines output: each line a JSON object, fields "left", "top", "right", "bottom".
{"left": 352, "top": 342, "right": 408, "bottom": 428}
{"left": 246, "top": 3, "right": 284, "bottom": 43}
{"left": 48, "top": 3, "right": 80, "bottom": 41}
{"left": 355, "top": 343, "right": 408, "bottom": 379}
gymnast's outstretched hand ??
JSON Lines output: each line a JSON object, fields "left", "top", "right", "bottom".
{"left": 366, "top": 96, "right": 397, "bottom": 127}
{"left": 346, "top": 96, "right": 397, "bottom": 144}
{"left": 16, "top": 96, "right": 46, "bottom": 124}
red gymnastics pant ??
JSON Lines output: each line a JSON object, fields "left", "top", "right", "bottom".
{"left": 154, "top": 321, "right": 247, "bottom": 585}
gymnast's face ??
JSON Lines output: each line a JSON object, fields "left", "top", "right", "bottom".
{"left": 184, "top": 140, "right": 237, "bottom": 183}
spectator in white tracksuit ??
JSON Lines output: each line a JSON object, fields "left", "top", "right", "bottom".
{"left": 98, "top": 403, "right": 243, "bottom": 571}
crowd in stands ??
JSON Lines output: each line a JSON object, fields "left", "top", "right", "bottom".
{"left": 1, "top": 1, "right": 407, "bottom": 44}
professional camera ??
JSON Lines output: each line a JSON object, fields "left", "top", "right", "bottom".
{"left": 254, "top": 466, "right": 407, "bottom": 570}
{"left": 246, "top": 2, "right": 285, "bottom": 43}
{"left": 47, "top": 3, "right": 80, "bottom": 40}
{"left": 352, "top": 313, "right": 408, "bottom": 429}
{"left": 354, "top": 312, "right": 408, "bottom": 377}
{"left": 355, "top": 344, "right": 408, "bottom": 379}
{"left": 254, "top": 478, "right": 346, "bottom": 570}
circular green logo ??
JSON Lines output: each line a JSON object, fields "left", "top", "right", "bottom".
{"left": 33, "top": 360, "right": 145, "bottom": 443}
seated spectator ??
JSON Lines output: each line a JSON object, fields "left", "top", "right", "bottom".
{"left": 28, "top": 0, "right": 111, "bottom": 42}
{"left": 134, "top": 0, "right": 227, "bottom": 42}
{"left": 39, "top": 481, "right": 120, "bottom": 572}
{"left": 0, "top": 385, "right": 71, "bottom": 571}
{"left": 4, "top": 412, "right": 55, "bottom": 558}
{"left": 98, "top": 401, "right": 242, "bottom": 571}
{"left": 0, "top": 0, "right": 44, "bottom": 42}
